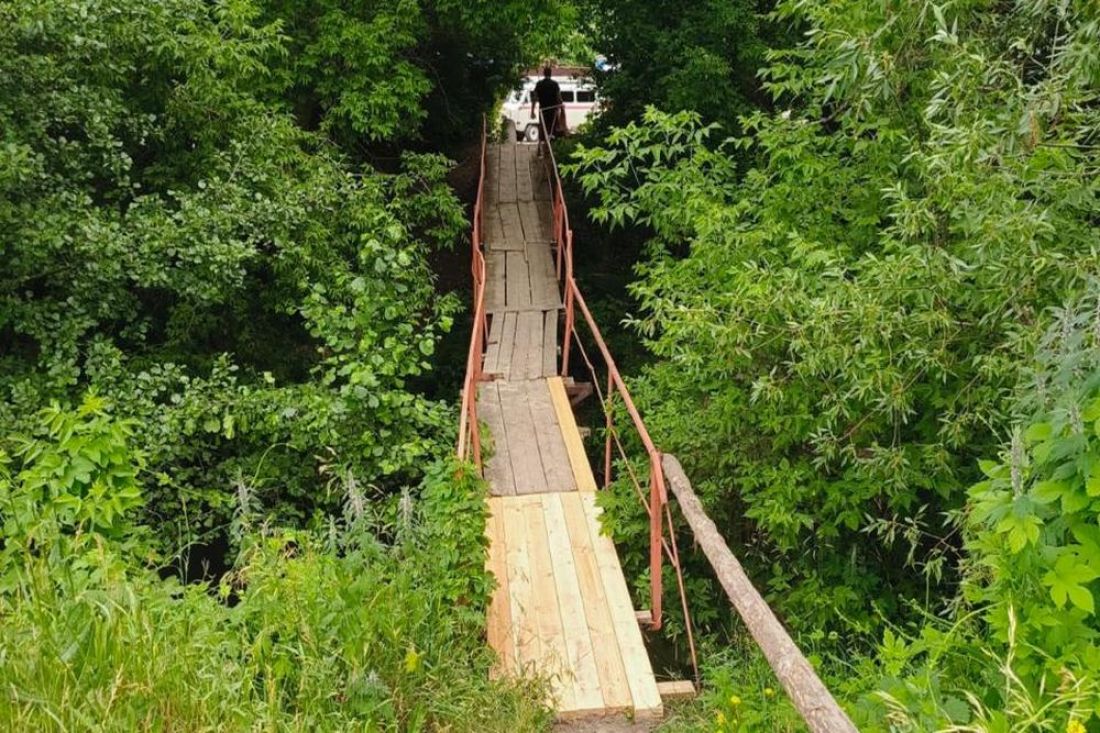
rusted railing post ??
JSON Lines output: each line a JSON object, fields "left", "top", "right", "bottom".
{"left": 604, "top": 372, "right": 614, "bottom": 489}
{"left": 554, "top": 196, "right": 563, "bottom": 279}
{"left": 648, "top": 451, "right": 665, "bottom": 629}
{"left": 560, "top": 230, "right": 575, "bottom": 377}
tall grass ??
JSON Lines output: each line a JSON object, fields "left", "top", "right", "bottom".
{"left": 0, "top": 531, "right": 550, "bottom": 731}
{"left": 0, "top": 405, "right": 550, "bottom": 731}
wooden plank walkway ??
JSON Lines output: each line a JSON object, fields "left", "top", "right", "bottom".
{"left": 479, "top": 142, "right": 663, "bottom": 722}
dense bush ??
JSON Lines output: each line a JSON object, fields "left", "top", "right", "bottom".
{"left": 579, "top": 0, "right": 775, "bottom": 132}
{"left": 0, "top": 400, "right": 549, "bottom": 730}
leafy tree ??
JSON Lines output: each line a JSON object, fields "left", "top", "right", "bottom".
{"left": 579, "top": 0, "right": 774, "bottom": 130}
{"left": 569, "top": 0, "right": 1100, "bottom": 634}
{"left": 261, "top": 0, "right": 576, "bottom": 150}
{"left": 0, "top": 0, "right": 467, "bottom": 552}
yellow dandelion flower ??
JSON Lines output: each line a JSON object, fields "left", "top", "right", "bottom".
{"left": 764, "top": 687, "right": 776, "bottom": 698}
{"left": 729, "top": 694, "right": 742, "bottom": 707}
{"left": 1067, "top": 720, "right": 1086, "bottom": 733}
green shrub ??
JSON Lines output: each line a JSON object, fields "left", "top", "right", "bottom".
{"left": 0, "top": 400, "right": 550, "bottom": 731}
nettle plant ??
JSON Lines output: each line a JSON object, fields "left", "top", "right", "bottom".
{"left": 966, "top": 292, "right": 1100, "bottom": 693}
{"left": 0, "top": 394, "right": 147, "bottom": 588}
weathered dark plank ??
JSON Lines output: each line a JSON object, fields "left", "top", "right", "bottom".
{"left": 479, "top": 383, "right": 516, "bottom": 496}
{"left": 527, "top": 380, "right": 575, "bottom": 492}
{"left": 485, "top": 252, "right": 506, "bottom": 311}
{"left": 483, "top": 314, "right": 504, "bottom": 376}
{"left": 505, "top": 251, "right": 531, "bottom": 310}
{"left": 496, "top": 312, "right": 518, "bottom": 378}
{"left": 499, "top": 144, "right": 518, "bottom": 203}
{"left": 515, "top": 144, "right": 534, "bottom": 202}
{"left": 543, "top": 310, "right": 558, "bottom": 377}
{"left": 498, "top": 381, "right": 548, "bottom": 495}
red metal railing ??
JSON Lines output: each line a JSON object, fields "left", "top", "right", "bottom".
{"left": 456, "top": 116, "right": 489, "bottom": 468}
{"left": 538, "top": 119, "right": 699, "bottom": 681}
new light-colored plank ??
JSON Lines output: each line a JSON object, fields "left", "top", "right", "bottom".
{"left": 521, "top": 497, "right": 575, "bottom": 712}
{"left": 547, "top": 377, "right": 598, "bottom": 492}
{"left": 542, "top": 310, "right": 558, "bottom": 377}
{"left": 505, "top": 251, "right": 531, "bottom": 310}
{"left": 499, "top": 382, "right": 549, "bottom": 495}
{"left": 578, "top": 492, "right": 663, "bottom": 720}
{"left": 502, "top": 496, "right": 540, "bottom": 674}
{"left": 657, "top": 680, "right": 698, "bottom": 701}
{"left": 559, "top": 492, "right": 634, "bottom": 713}
{"left": 528, "top": 379, "right": 575, "bottom": 492}
{"left": 486, "top": 497, "right": 516, "bottom": 676}
{"left": 478, "top": 383, "right": 514, "bottom": 496}
{"left": 542, "top": 493, "right": 605, "bottom": 715}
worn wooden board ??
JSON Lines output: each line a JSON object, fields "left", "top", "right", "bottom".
{"left": 528, "top": 244, "right": 560, "bottom": 310}
{"left": 543, "top": 311, "right": 558, "bottom": 377}
{"left": 515, "top": 145, "right": 535, "bottom": 202}
{"left": 504, "top": 251, "right": 531, "bottom": 310}
{"left": 542, "top": 493, "right": 605, "bottom": 715}
{"left": 496, "top": 312, "right": 518, "bottom": 378}
{"left": 485, "top": 253, "right": 506, "bottom": 311}
{"left": 479, "top": 383, "right": 514, "bottom": 496}
{"left": 485, "top": 209, "right": 515, "bottom": 251}
{"left": 498, "top": 381, "right": 549, "bottom": 495}
{"left": 483, "top": 314, "right": 503, "bottom": 376}
{"left": 527, "top": 380, "right": 575, "bottom": 493}
{"left": 520, "top": 200, "right": 551, "bottom": 242}
{"left": 499, "top": 144, "right": 518, "bottom": 203}
{"left": 499, "top": 203, "right": 525, "bottom": 249}
{"left": 531, "top": 154, "right": 551, "bottom": 200}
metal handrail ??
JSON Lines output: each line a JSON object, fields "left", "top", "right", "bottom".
{"left": 456, "top": 116, "right": 489, "bottom": 467}
{"left": 536, "top": 113, "right": 685, "bottom": 653}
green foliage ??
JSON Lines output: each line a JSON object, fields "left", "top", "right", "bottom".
{"left": 261, "top": 0, "right": 574, "bottom": 148}
{"left": 0, "top": 0, "right": 472, "bottom": 552}
{"left": 0, "top": 402, "right": 549, "bottom": 731}
{"left": 569, "top": 0, "right": 1100, "bottom": 631}
{"left": 0, "top": 0, "right": 566, "bottom": 728}
{"left": 658, "top": 641, "right": 804, "bottom": 732}
{"left": 579, "top": 0, "right": 774, "bottom": 130}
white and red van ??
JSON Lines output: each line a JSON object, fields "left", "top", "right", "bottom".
{"left": 500, "top": 68, "right": 602, "bottom": 142}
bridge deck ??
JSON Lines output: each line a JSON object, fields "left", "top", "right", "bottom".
{"left": 479, "top": 142, "right": 663, "bottom": 722}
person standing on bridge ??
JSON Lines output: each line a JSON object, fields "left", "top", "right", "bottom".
{"left": 530, "top": 65, "right": 562, "bottom": 158}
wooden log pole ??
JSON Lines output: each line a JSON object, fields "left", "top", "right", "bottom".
{"left": 661, "top": 454, "right": 858, "bottom": 733}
